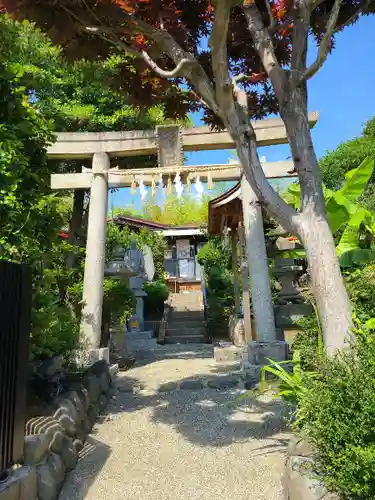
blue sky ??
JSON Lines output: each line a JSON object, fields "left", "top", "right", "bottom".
{"left": 112, "top": 15, "right": 375, "bottom": 212}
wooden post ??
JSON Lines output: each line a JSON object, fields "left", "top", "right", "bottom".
{"left": 239, "top": 223, "right": 253, "bottom": 341}
{"left": 231, "top": 228, "right": 241, "bottom": 315}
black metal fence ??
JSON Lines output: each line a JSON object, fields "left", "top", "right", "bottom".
{"left": 0, "top": 262, "right": 31, "bottom": 477}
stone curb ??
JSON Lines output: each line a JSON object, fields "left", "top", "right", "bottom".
{"left": 0, "top": 360, "right": 114, "bottom": 500}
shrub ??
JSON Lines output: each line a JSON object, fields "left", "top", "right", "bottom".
{"left": 293, "top": 327, "right": 375, "bottom": 499}
{"left": 345, "top": 263, "right": 375, "bottom": 323}
{"left": 205, "top": 266, "right": 234, "bottom": 332}
{"left": 197, "top": 237, "right": 231, "bottom": 273}
{"left": 144, "top": 280, "right": 169, "bottom": 317}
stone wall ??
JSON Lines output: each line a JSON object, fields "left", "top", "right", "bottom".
{"left": 283, "top": 435, "right": 339, "bottom": 500}
{"left": 0, "top": 360, "right": 114, "bottom": 500}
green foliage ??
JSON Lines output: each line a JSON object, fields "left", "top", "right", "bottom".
{"left": 319, "top": 115, "right": 375, "bottom": 213}
{"left": 29, "top": 235, "right": 85, "bottom": 360}
{"left": 198, "top": 238, "right": 234, "bottom": 333}
{"left": 319, "top": 137, "right": 375, "bottom": 191}
{"left": 141, "top": 194, "right": 210, "bottom": 226}
{"left": 284, "top": 158, "right": 375, "bottom": 266}
{"left": 0, "top": 15, "right": 175, "bottom": 359}
{"left": 263, "top": 308, "right": 375, "bottom": 499}
{"left": 293, "top": 328, "right": 375, "bottom": 499}
{"left": 197, "top": 237, "right": 231, "bottom": 272}
{"left": 103, "top": 278, "right": 136, "bottom": 325}
{"left": 260, "top": 352, "right": 314, "bottom": 413}
{"left": 345, "top": 263, "right": 375, "bottom": 324}
{"left": 144, "top": 281, "right": 169, "bottom": 316}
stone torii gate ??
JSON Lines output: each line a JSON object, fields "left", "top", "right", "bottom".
{"left": 48, "top": 113, "right": 318, "bottom": 360}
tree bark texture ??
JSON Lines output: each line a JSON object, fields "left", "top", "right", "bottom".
{"left": 280, "top": 86, "right": 353, "bottom": 352}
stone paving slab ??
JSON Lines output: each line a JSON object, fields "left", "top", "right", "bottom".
{"left": 59, "top": 343, "right": 290, "bottom": 500}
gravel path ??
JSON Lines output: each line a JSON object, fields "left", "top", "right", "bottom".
{"left": 59, "top": 344, "right": 290, "bottom": 500}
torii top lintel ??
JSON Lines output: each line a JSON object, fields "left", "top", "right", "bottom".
{"left": 46, "top": 112, "right": 318, "bottom": 159}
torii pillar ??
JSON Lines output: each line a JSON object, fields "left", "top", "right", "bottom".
{"left": 80, "top": 152, "right": 109, "bottom": 360}
{"left": 240, "top": 176, "right": 287, "bottom": 366}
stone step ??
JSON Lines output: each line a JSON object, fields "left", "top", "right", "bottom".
{"left": 165, "top": 329, "right": 205, "bottom": 336}
{"left": 164, "top": 334, "right": 207, "bottom": 344}
{"left": 167, "top": 320, "right": 204, "bottom": 329}
{"left": 169, "top": 312, "right": 205, "bottom": 320}
{"left": 170, "top": 305, "right": 203, "bottom": 311}
{"left": 166, "top": 325, "right": 206, "bottom": 334}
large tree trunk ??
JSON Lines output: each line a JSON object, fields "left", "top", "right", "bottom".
{"left": 280, "top": 86, "right": 353, "bottom": 353}
{"left": 299, "top": 210, "right": 353, "bottom": 352}
{"left": 225, "top": 86, "right": 353, "bottom": 353}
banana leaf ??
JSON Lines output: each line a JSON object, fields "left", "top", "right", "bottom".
{"left": 326, "top": 158, "right": 375, "bottom": 233}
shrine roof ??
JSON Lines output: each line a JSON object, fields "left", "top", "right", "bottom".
{"left": 208, "top": 183, "right": 242, "bottom": 236}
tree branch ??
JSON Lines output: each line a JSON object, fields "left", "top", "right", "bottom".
{"left": 236, "top": 129, "right": 301, "bottom": 234}
{"left": 139, "top": 51, "right": 195, "bottom": 78}
{"left": 334, "top": 0, "right": 370, "bottom": 31}
{"left": 232, "top": 73, "right": 251, "bottom": 84}
{"left": 297, "top": 0, "right": 342, "bottom": 84}
{"left": 209, "top": 0, "right": 235, "bottom": 113}
{"left": 242, "top": 3, "right": 288, "bottom": 102}
{"left": 265, "top": 0, "right": 277, "bottom": 32}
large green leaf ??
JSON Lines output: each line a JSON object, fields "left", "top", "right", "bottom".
{"left": 338, "top": 249, "right": 375, "bottom": 267}
{"left": 326, "top": 158, "right": 374, "bottom": 233}
{"left": 284, "top": 182, "right": 300, "bottom": 209}
{"left": 326, "top": 191, "right": 360, "bottom": 234}
{"left": 336, "top": 157, "right": 374, "bottom": 203}
{"left": 336, "top": 206, "right": 375, "bottom": 266}
{"left": 336, "top": 207, "right": 369, "bottom": 255}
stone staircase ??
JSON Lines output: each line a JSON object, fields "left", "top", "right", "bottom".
{"left": 164, "top": 292, "right": 207, "bottom": 344}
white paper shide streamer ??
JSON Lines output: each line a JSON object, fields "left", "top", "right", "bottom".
{"left": 195, "top": 175, "right": 204, "bottom": 198}
{"left": 139, "top": 178, "right": 147, "bottom": 201}
{"left": 174, "top": 171, "right": 183, "bottom": 198}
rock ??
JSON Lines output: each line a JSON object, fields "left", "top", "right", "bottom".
{"left": 56, "top": 413, "right": 76, "bottom": 438}
{"left": 38, "top": 357, "right": 64, "bottom": 378}
{"left": 98, "top": 372, "right": 110, "bottom": 394}
{"left": 87, "top": 404, "right": 99, "bottom": 426}
{"left": 36, "top": 463, "right": 57, "bottom": 500}
{"left": 158, "top": 381, "right": 178, "bottom": 392}
{"left": 207, "top": 375, "right": 240, "bottom": 390}
{"left": 71, "top": 384, "right": 90, "bottom": 412}
{"left": 87, "top": 360, "right": 109, "bottom": 378}
{"left": 49, "top": 430, "right": 64, "bottom": 455}
{"left": 60, "top": 437, "right": 78, "bottom": 471}
{"left": 55, "top": 397, "right": 79, "bottom": 424}
{"left": 284, "top": 456, "right": 326, "bottom": 500}
{"left": 98, "top": 395, "right": 108, "bottom": 413}
{"left": 72, "top": 439, "right": 84, "bottom": 453}
{"left": 66, "top": 391, "right": 85, "bottom": 423}
{"left": 0, "top": 466, "right": 37, "bottom": 500}
{"left": 23, "top": 435, "right": 50, "bottom": 465}
{"left": 82, "top": 375, "right": 100, "bottom": 405}
{"left": 46, "top": 452, "right": 65, "bottom": 488}
{"left": 288, "top": 435, "right": 315, "bottom": 458}
{"left": 180, "top": 379, "right": 204, "bottom": 390}
{"left": 82, "top": 417, "right": 92, "bottom": 434}
{"left": 26, "top": 416, "right": 63, "bottom": 438}
{"left": 18, "top": 466, "right": 37, "bottom": 500}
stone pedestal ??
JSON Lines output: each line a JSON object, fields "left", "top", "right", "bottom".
{"left": 228, "top": 314, "right": 246, "bottom": 346}
{"left": 241, "top": 340, "right": 288, "bottom": 378}
{"left": 74, "top": 347, "right": 110, "bottom": 368}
